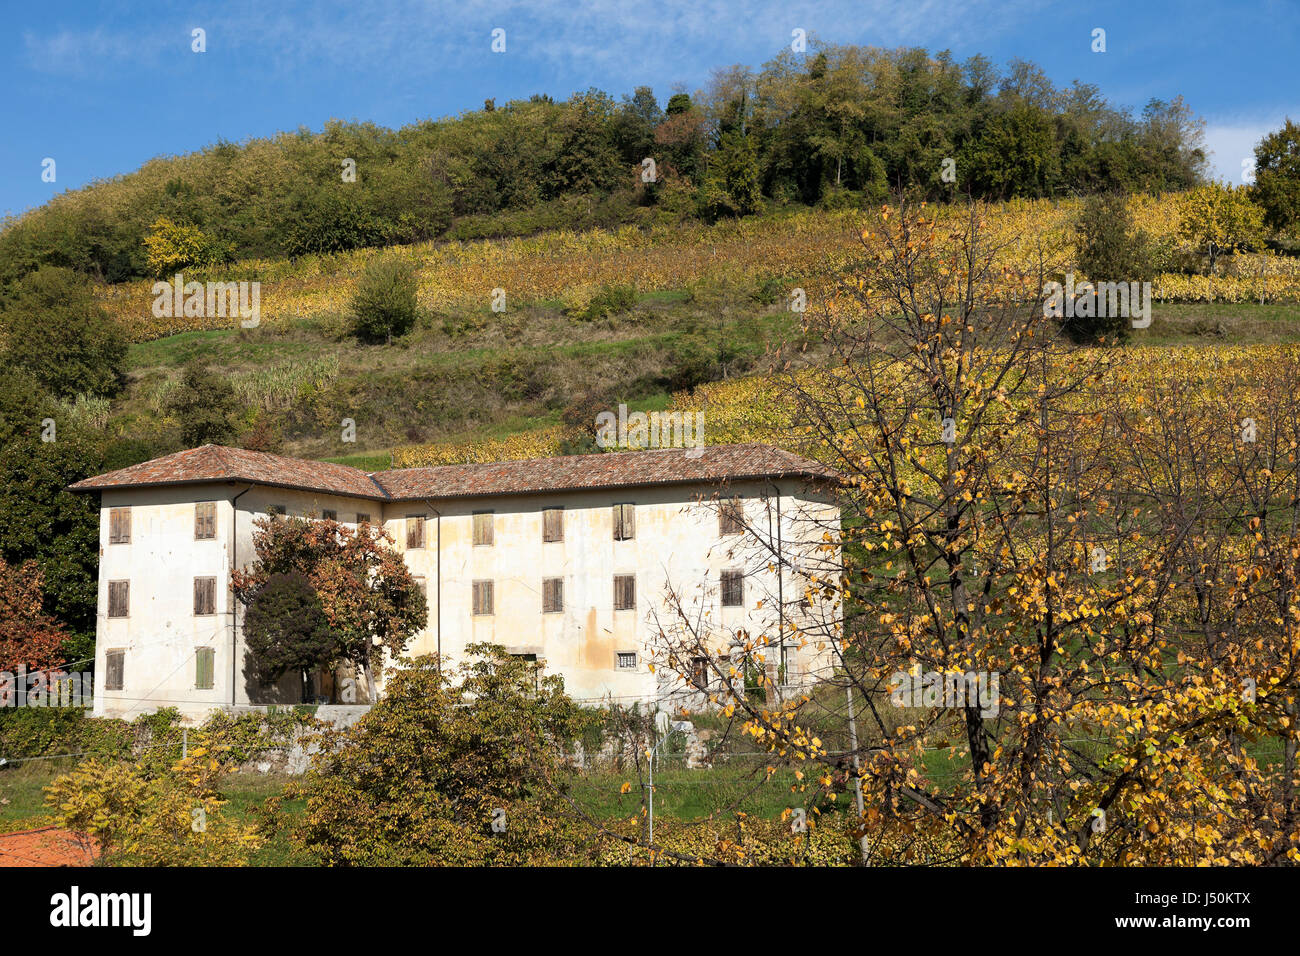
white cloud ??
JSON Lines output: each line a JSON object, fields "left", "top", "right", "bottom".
{"left": 1203, "top": 113, "right": 1295, "bottom": 185}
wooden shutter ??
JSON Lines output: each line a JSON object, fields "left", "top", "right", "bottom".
{"left": 194, "top": 577, "right": 216, "bottom": 616}
{"left": 613, "top": 503, "right": 635, "bottom": 540}
{"left": 543, "top": 508, "right": 564, "bottom": 542}
{"left": 719, "top": 498, "right": 744, "bottom": 536}
{"left": 105, "top": 650, "right": 124, "bottom": 691}
{"left": 195, "top": 502, "right": 216, "bottom": 540}
{"left": 108, "top": 581, "right": 129, "bottom": 618}
{"left": 406, "top": 515, "right": 425, "bottom": 549}
{"left": 109, "top": 507, "right": 130, "bottom": 544}
{"left": 614, "top": 574, "right": 635, "bottom": 610}
{"left": 195, "top": 648, "right": 215, "bottom": 690}
{"left": 721, "top": 570, "right": 744, "bottom": 607}
{"left": 473, "top": 580, "right": 494, "bottom": 616}
{"left": 543, "top": 578, "right": 564, "bottom": 613}
{"left": 473, "top": 512, "right": 494, "bottom": 546}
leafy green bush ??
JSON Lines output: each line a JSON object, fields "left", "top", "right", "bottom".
{"left": 0, "top": 267, "right": 128, "bottom": 400}
{"left": 349, "top": 257, "right": 419, "bottom": 344}
{"left": 580, "top": 283, "right": 636, "bottom": 321}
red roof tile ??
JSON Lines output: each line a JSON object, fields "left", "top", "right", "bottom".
{"left": 375, "top": 443, "right": 838, "bottom": 500}
{"left": 68, "top": 445, "right": 389, "bottom": 500}
{"left": 69, "top": 443, "right": 838, "bottom": 502}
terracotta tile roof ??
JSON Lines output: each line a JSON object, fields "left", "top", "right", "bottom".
{"left": 375, "top": 442, "right": 838, "bottom": 501}
{"left": 68, "top": 445, "right": 389, "bottom": 500}
{"left": 69, "top": 442, "right": 838, "bottom": 502}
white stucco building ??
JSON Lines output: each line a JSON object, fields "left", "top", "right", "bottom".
{"left": 69, "top": 443, "right": 842, "bottom": 719}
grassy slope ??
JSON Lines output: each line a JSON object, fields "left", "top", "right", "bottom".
{"left": 116, "top": 297, "right": 1300, "bottom": 468}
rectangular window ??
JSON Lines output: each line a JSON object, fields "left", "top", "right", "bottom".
{"left": 614, "top": 574, "right": 636, "bottom": 611}
{"left": 194, "top": 501, "right": 216, "bottom": 540}
{"left": 105, "top": 650, "right": 125, "bottom": 691}
{"left": 109, "top": 507, "right": 131, "bottom": 544}
{"left": 691, "top": 657, "right": 710, "bottom": 691}
{"left": 472, "top": 580, "right": 494, "bottom": 616}
{"left": 356, "top": 512, "right": 371, "bottom": 525}
{"left": 195, "top": 647, "right": 215, "bottom": 690}
{"left": 473, "top": 511, "right": 494, "bottom": 547}
{"left": 721, "top": 570, "right": 745, "bottom": 607}
{"left": 719, "top": 498, "right": 744, "bottom": 536}
{"left": 542, "top": 507, "right": 564, "bottom": 543}
{"left": 406, "top": 514, "right": 425, "bottom": 549}
{"left": 322, "top": 509, "right": 338, "bottom": 522}
{"left": 613, "top": 503, "right": 636, "bottom": 541}
{"left": 617, "top": 651, "right": 637, "bottom": 670}
{"left": 268, "top": 505, "right": 287, "bottom": 517}
{"left": 107, "top": 580, "right": 129, "bottom": 618}
{"left": 194, "top": 576, "right": 217, "bottom": 616}
{"left": 543, "top": 577, "right": 564, "bottom": 613}
{"left": 414, "top": 576, "right": 427, "bottom": 599}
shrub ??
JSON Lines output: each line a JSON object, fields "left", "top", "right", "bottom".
{"left": 166, "top": 361, "right": 240, "bottom": 447}
{"left": 1178, "top": 183, "right": 1267, "bottom": 273}
{"left": 44, "top": 753, "right": 263, "bottom": 866}
{"left": 1069, "top": 193, "right": 1155, "bottom": 343}
{"left": 349, "top": 257, "right": 419, "bottom": 343}
{"left": 0, "top": 266, "right": 128, "bottom": 399}
{"left": 290, "top": 648, "right": 594, "bottom": 865}
{"left": 579, "top": 283, "right": 636, "bottom": 321}
{"left": 142, "top": 217, "right": 231, "bottom": 277}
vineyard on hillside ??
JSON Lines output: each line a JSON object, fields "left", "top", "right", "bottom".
{"left": 99, "top": 193, "right": 1300, "bottom": 343}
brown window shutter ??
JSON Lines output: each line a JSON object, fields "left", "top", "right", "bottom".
{"left": 721, "top": 570, "right": 744, "bottom": 607}
{"left": 720, "top": 499, "right": 744, "bottom": 536}
{"left": 195, "top": 502, "right": 216, "bottom": 540}
{"left": 543, "top": 508, "right": 563, "bottom": 542}
{"left": 109, "top": 508, "right": 131, "bottom": 544}
{"left": 473, "top": 580, "right": 494, "bottom": 616}
{"left": 473, "top": 512, "right": 494, "bottom": 547}
{"left": 406, "top": 515, "right": 425, "bottom": 549}
{"left": 108, "top": 581, "right": 129, "bottom": 618}
{"left": 614, "top": 574, "right": 635, "bottom": 610}
{"left": 105, "top": 650, "right": 124, "bottom": 691}
{"left": 543, "top": 577, "right": 564, "bottom": 613}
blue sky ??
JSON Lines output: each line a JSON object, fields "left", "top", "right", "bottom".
{"left": 3, "top": 0, "right": 1297, "bottom": 218}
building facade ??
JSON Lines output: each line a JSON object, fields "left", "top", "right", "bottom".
{"left": 70, "top": 443, "right": 841, "bottom": 719}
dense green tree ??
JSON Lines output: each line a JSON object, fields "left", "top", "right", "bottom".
{"left": 0, "top": 267, "right": 128, "bottom": 399}
{"left": 167, "top": 361, "right": 241, "bottom": 447}
{"left": 0, "top": 434, "right": 103, "bottom": 647}
{"left": 1253, "top": 119, "right": 1300, "bottom": 237}
{"left": 243, "top": 572, "right": 338, "bottom": 702}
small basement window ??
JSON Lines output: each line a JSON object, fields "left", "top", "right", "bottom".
{"left": 616, "top": 652, "right": 637, "bottom": 670}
